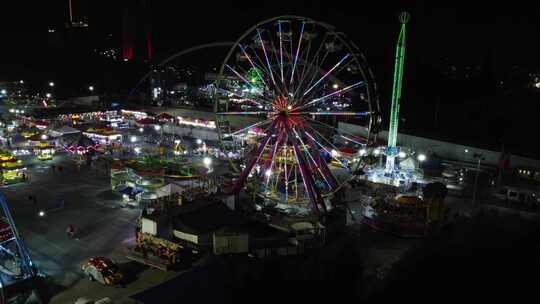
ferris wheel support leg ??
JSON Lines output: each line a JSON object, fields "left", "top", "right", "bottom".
{"left": 262, "top": 131, "right": 284, "bottom": 173}
{"left": 289, "top": 129, "right": 325, "bottom": 213}
{"left": 231, "top": 122, "right": 277, "bottom": 194}
{"left": 306, "top": 135, "right": 339, "bottom": 190}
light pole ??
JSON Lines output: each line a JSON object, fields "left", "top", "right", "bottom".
{"left": 472, "top": 152, "right": 485, "bottom": 208}
{"left": 154, "top": 124, "right": 163, "bottom": 146}
{"left": 415, "top": 153, "right": 427, "bottom": 177}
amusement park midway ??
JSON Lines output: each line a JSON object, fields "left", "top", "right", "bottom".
{"left": 2, "top": 5, "right": 540, "bottom": 304}
{"left": 0, "top": 104, "right": 532, "bottom": 303}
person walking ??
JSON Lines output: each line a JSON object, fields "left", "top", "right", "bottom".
{"left": 51, "top": 165, "right": 56, "bottom": 172}
{"left": 66, "top": 224, "right": 75, "bottom": 238}
{"left": 32, "top": 195, "right": 37, "bottom": 205}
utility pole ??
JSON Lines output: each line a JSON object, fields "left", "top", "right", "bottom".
{"left": 472, "top": 153, "right": 485, "bottom": 208}
{"left": 385, "top": 12, "right": 410, "bottom": 175}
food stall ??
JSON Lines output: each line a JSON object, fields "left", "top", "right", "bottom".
{"left": 34, "top": 142, "right": 55, "bottom": 160}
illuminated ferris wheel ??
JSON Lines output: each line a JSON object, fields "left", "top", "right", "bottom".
{"left": 215, "top": 16, "right": 380, "bottom": 213}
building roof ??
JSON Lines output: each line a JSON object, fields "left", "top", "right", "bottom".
{"left": 53, "top": 125, "right": 81, "bottom": 135}
{"left": 172, "top": 201, "right": 246, "bottom": 235}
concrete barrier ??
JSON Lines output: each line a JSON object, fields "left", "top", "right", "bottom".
{"left": 338, "top": 122, "right": 540, "bottom": 169}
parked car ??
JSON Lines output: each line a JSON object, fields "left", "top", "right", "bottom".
{"left": 82, "top": 257, "right": 123, "bottom": 286}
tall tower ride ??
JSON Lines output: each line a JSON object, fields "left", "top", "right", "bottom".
{"left": 385, "top": 12, "right": 410, "bottom": 174}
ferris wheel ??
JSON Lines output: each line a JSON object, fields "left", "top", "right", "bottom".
{"left": 215, "top": 16, "right": 380, "bottom": 213}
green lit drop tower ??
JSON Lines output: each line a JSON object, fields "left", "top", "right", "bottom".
{"left": 385, "top": 12, "right": 410, "bottom": 174}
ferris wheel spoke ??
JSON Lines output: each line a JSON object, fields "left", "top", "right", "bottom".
{"left": 303, "top": 60, "right": 357, "bottom": 103}
{"left": 263, "top": 132, "right": 284, "bottom": 190}
{"left": 292, "top": 38, "right": 314, "bottom": 98}
{"left": 249, "top": 43, "right": 287, "bottom": 98}
{"left": 287, "top": 25, "right": 294, "bottom": 90}
{"left": 230, "top": 119, "right": 272, "bottom": 136}
{"left": 246, "top": 45, "right": 275, "bottom": 84}
{"left": 305, "top": 133, "right": 339, "bottom": 189}
{"left": 289, "top": 21, "right": 305, "bottom": 87}
{"left": 294, "top": 34, "right": 333, "bottom": 99}
{"left": 239, "top": 44, "right": 269, "bottom": 89}
{"left": 298, "top": 111, "right": 371, "bottom": 116}
{"left": 289, "top": 133, "right": 321, "bottom": 212}
{"left": 278, "top": 21, "right": 285, "bottom": 86}
{"left": 235, "top": 63, "right": 276, "bottom": 98}
{"left": 257, "top": 29, "right": 279, "bottom": 90}
{"left": 298, "top": 32, "right": 328, "bottom": 84}
{"left": 304, "top": 129, "right": 347, "bottom": 168}
{"left": 292, "top": 127, "right": 333, "bottom": 190}
{"left": 295, "top": 81, "right": 365, "bottom": 111}
{"left": 307, "top": 117, "right": 369, "bottom": 145}
{"left": 225, "top": 64, "right": 266, "bottom": 94}
{"left": 285, "top": 24, "right": 309, "bottom": 95}
{"left": 282, "top": 137, "right": 289, "bottom": 202}
{"left": 217, "top": 88, "right": 273, "bottom": 107}
{"left": 302, "top": 53, "right": 351, "bottom": 97}
{"left": 298, "top": 49, "right": 330, "bottom": 95}
{"left": 217, "top": 111, "right": 269, "bottom": 116}
{"left": 340, "top": 134, "right": 365, "bottom": 145}
{"left": 266, "top": 29, "right": 288, "bottom": 94}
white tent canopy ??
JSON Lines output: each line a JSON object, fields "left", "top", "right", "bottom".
{"left": 155, "top": 183, "right": 185, "bottom": 198}
{"left": 399, "top": 157, "right": 416, "bottom": 171}
{"left": 50, "top": 125, "right": 81, "bottom": 137}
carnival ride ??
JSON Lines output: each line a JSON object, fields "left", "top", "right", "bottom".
{"left": 215, "top": 16, "right": 380, "bottom": 214}
{"left": 0, "top": 192, "right": 38, "bottom": 302}
{"left": 362, "top": 12, "right": 418, "bottom": 187}
{"left": 362, "top": 182, "right": 448, "bottom": 237}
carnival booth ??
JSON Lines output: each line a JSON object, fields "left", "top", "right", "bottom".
{"left": 83, "top": 128, "right": 123, "bottom": 145}
{"left": 34, "top": 142, "right": 55, "bottom": 160}
{"left": 32, "top": 120, "right": 49, "bottom": 130}
{"left": 121, "top": 109, "right": 148, "bottom": 120}
{"left": 176, "top": 116, "right": 216, "bottom": 129}
{"left": 135, "top": 117, "right": 157, "bottom": 128}
{"left": 0, "top": 150, "right": 26, "bottom": 184}
{"left": 58, "top": 110, "right": 117, "bottom": 124}
{"left": 156, "top": 113, "right": 175, "bottom": 123}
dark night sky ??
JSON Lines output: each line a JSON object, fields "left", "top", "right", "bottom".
{"left": 1, "top": 1, "right": 540, "bottom": 157}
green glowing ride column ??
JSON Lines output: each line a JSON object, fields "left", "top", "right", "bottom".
{"left": 386, "top": 12, "right": 410, "bottom": 174}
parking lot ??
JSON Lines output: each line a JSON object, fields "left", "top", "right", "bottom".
{"left": 1, "top": 154, "right": 184, "bottom": 303}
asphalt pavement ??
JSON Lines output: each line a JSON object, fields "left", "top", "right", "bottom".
{"left": 0, "top": 153, "right": 180, "bottom": 303}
